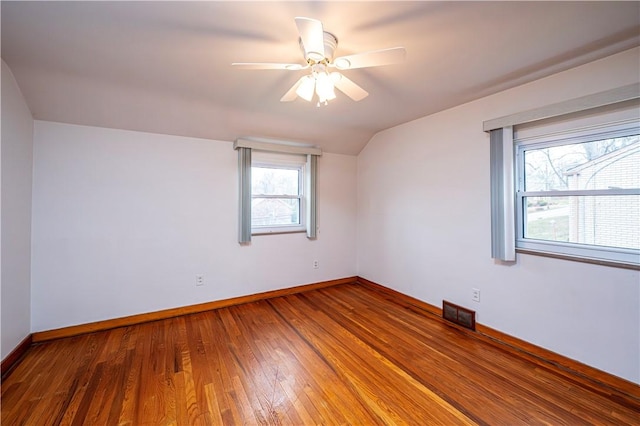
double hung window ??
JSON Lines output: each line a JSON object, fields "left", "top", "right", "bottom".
{"left": 234, "top": 138, "right": 320, "bottom": 243}
{"left": 486, "top": 85, "right": 640, "bottom": 268}
{"left": 251, "top": 152, "right": 306, "bottom": 234}
{"left": 515, "top": 119, "right": 640, "bottom": 265}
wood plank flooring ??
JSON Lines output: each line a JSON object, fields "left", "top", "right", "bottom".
{"left": 2, "top": 283, "right": 639, "bottom": 425}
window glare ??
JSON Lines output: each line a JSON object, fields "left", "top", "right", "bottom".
{"left": 252, "top": 167, "right": 300, "bottom": 196}
{"left": 524, "top": 136, "right": 639, "bottom": 191}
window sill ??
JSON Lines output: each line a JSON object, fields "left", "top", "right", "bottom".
{"left": 516, "top": 248, "right": 640, "bottom": 271}
{"left": 252, "top": 227, "right": 306, "bottom": 236}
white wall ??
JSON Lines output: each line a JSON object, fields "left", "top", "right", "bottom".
{"left": 1, "top": 60, "right": 34, "bottom": 360}
{"left": 357, "top": 47, "right": 640, "bottom": 383}
{"left": 31, "top": 122, "right": 357, "bottom": 332}
{"left": 14, "top": 45, "right": 640, "bottom": 384}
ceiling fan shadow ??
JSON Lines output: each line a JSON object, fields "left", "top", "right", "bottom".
{"left": 351, "top": 2, "right": 447, "bottom": 32}
{"left": 159, "top": 23, "right": 280, "bottom": 44}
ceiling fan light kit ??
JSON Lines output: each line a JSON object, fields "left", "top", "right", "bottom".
{"left": 232, "top": 17, "right": 406, "bottom": 106}
{"left": 296, "top": 76, "right": 315, "bottom": 102}
{"left": 314, "top": 69, "right": 336, "bottom": 105}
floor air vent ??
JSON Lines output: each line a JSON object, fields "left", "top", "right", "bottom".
{"left": 442, "top": 300, "right": 476, "bottom": 331}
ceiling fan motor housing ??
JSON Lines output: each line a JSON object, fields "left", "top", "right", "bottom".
{"left": 299, "top": 31, "right": 338, "bottom": 63}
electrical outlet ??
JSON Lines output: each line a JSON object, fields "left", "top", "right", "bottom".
{"left": 472, "top": 288, "right": 480, "bottom": 302}
{"left": 195, "top": 274, "right": 204, "bottom": 286}
{"left": 313, "top": 260, "right": 319, "bottom": 269}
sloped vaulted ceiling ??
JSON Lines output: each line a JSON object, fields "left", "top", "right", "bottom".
{"left": 2, "top": 1, "right": 639, "bottom": 154}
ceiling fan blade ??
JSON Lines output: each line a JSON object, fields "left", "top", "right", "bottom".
{"left": 295, "top": 17, "right": 325, "bottom": 61}
{"left": 232, "top": 62, "right": 306, "bottom": 70}
{"left": 333, "top": 47, "right": 406, "bottom": 70}
{"left": 280, "top": 76, "right": 306, "bottom": 102}
{"left": 331, "top": 72, "right": 368, "bottom": 101}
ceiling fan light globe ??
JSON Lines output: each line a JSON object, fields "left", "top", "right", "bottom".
{"left": 318, "top": 92, "right": 336, "bottom": 103}
{"left": 325, "top": 85, "right": 337, "bottom": 101}
{"left": 296, "top": 76, "right": 315, "bottom": 102}
{"left": 315, "top": 72, "right": 336, "bottom": 102}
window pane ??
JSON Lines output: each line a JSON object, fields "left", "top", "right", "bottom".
{"left": 524, "top": 195, "right": 640, "bottom": 250}
{"left": 524, "top": 137, "right": 639, "bottom": 191}
{"left": 252, "top": 167, "right": 299, "bottom": 196}
{"left": 251, "top": 198, "right": 300, "bottom": 227}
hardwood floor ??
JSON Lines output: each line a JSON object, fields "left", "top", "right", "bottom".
{"left": 2, "top": 283, "right": 639, "bottom": 425}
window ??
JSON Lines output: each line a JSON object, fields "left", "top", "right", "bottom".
{"left": 515, "top": 120, "right": 640, "bottom": 265}
{"left": 251, "top": 152, "right": 306, "bottom": 234}
{"left": 234, "top": 138, "right": 320, "bottom": 243}
{"left": 486, "top": 85, "right": 640, "bottom": 267}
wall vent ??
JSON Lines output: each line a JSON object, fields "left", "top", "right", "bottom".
{"left": 442, "top": 300, "right": 476, "bottom": 331}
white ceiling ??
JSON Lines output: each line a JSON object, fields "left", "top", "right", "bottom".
{"left": 2, "top": 1, "right": 639, "bottom": 155}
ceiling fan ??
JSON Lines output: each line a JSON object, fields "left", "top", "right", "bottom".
{"left": 232, "top": 17, "right": 406, "bottom": 106}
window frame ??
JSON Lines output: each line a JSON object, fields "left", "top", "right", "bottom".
{"left": 250, "top": 152, "right": 307, "bottom": 235}
{"left": 515, "top": 120, "right": 640, "bottom": 266}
